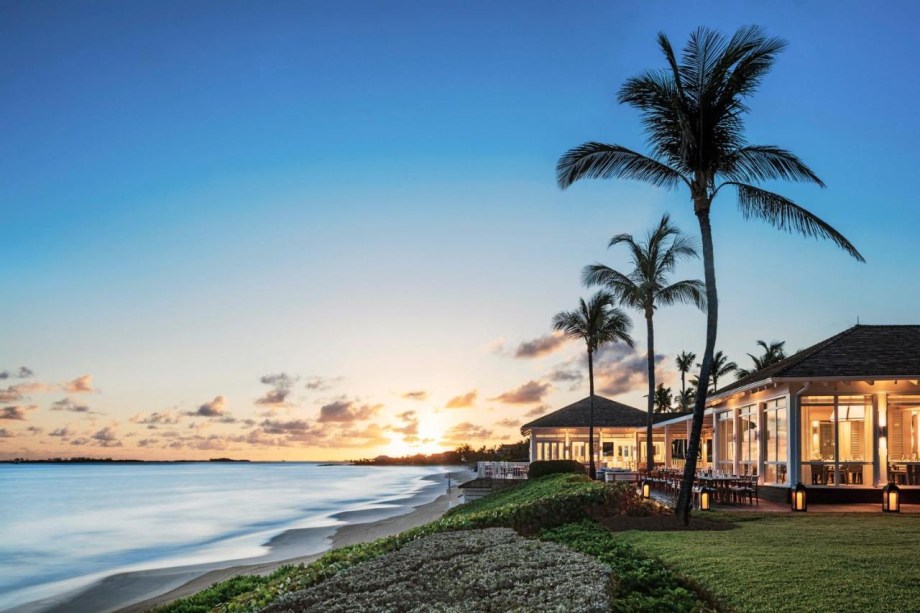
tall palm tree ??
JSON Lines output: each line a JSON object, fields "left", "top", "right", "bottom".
{"left": 583, "top": 214, "right": 705, "bottom": 473}
{"left": 556, "top": 26, "right": 864, "bottom": 523}
{"left": 654, "top": 384, "right": 674, "bottom": 413}
{"left": 553, "top": 291, "right": 634, "bottom": 479}
{"left": 675, "top": 350, "right": 696, "bottom": 410}
{"left": 736, "top": 340, "right": 786, "bottom": 378}
{"left": 677, "top": 386, "right": 696, "bottom": 413}
{"left": 706, "top": 350, "right": 738, "bottom": 391}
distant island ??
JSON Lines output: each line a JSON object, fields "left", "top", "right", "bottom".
{"left": 354, "top": 441, "right": 528, "bottom": 466}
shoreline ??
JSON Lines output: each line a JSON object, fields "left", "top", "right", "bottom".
{"left": 26, "top": 468, "right": 472, "bottom": 613}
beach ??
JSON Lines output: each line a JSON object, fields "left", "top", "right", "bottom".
{"left": 26, "top": 468, "right": 472, "bottom": 613}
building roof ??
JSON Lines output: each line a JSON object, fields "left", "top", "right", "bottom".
{"left": 520, "top": 395, "right": 685, "bottom": 433}
{"left": 714, "top": 325, "right": 920, "bottom": 397}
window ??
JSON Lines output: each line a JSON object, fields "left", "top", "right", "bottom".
{"left": 739, "top": 405, "right": 759, "bottom": 476}
{"left": 763, "top": 398, "right": 787, "bottom": 484}
{"left": 802, "top": 395, "right": 871, "bottom": 486}
{"left": 716, "top": 411, "right": 734, "bottom": 473}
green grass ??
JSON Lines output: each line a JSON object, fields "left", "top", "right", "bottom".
{"left": 618, "top": 512, "right": 920, "bottom": 613}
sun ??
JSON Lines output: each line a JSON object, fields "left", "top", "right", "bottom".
{"left": 384, "top": 412, "right": 448, "bottom": 456}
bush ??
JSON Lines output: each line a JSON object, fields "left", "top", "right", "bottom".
{"left": 541, "top": 521, "right": 715, "bottom": 612}
{"left": 528, "top": 459, "right": 586, "bottom": 479}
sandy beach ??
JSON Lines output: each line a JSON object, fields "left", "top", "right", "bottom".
{"left": 24, "top": 469, "right": 473, "bottom": 613}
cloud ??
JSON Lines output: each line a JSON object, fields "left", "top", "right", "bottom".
{"left": 186, "top": 395, "right": 228, "bottom": 417}
{"left": 0, "top": 405, "right": 38, "bottom": 420}
{"left": 0, "top": 367, "right": 33, "bottom": 380}
{"left": 137, "top": 438, "right": 158, "bottom": 447}
{"left": 514, "top": 333, "right": 567, "bottom": 359}
{"left": 61, "top": 375, "right": 95, "bottom": 393}
{"left": 442, "top": 422, "right": 493, "bottom": 444}
{"left": 317, "top": 399, "right": 381, "bottom": 423}
{"left": 401, "top": 390, "right": 428, "bottom": 401}
{"left": 256, "top": 373, "right": 297, "bottom": 406}
{"left": 131, "top": 411, "right": 182, "bottom": 427}
{"left": 525, "top": 404, "right": 551, "bottom": 417}
{"left": 591, "top": 344, "right": 670, "bottom": 396}
{"left": 445, "top": 390, "right": 477, "bottom": 409}
{"left": 26, "top": 425, "right": 43, "bottom": 434}
{"left": 495, "top": 418, "right": 520, "bottom": 428}
{"left": 0, "top": 381, "right": 52, "bottom": 403}
{"left": 260, "top": 418, "right": 313, "bottom": 435}
{"left": 0, "top": 428, "right": 13, "bottom": 438}
{"left": 304, "top": 376, "right": 343, "bottom": 391}
{"left": 50, "top": 426, "right": 73, "bottom": 438}
{"left": 50, "top": 398, "right": 94, "bottom": 414}
{"left": 545, "top": 360, "right": 585, "bottom": 390}
{"left": 92, "top": 426, "right": 122, "bottom": 447}
{"left": 491, "top": 380, "right": 551, "bottom": 404}
{"left": 70, "top": 437, "right": 90, "bottom": 446}
{"left": 388, "top": 410, "right": 419, "bottom": 437}
{"left": 485, "top": 337, "right": 507, "bottom": 355}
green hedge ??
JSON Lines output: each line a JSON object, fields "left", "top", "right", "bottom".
{"left": 528, "top": 459, "right": 586, "bottom": 479}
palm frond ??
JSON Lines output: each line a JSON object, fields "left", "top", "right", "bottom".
{"left": 722, "top": 145, "right": 825, "bottom": 186}
{"left": 656, "top": 279, "right": 706, "bottom": 310}
{"left": 728, "top": 182, "right": 865, "bottom": 262}
{"left": 556, "top": 142, "right": 687, "bottom": 190}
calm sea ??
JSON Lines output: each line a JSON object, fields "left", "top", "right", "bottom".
{"left": 0, "top": 462, "right": 449, "bottom": 611}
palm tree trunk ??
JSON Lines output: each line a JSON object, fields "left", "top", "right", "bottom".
{"left": 645, "top": 312, "right": 655, "bottom": 474}
{"left": 676, "top": 205, "right": 718, "bottom": 525}
{"left": 588, "top": 348, "right": 596, "bottom": 480}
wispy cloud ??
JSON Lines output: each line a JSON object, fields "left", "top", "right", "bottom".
{"left": 130, "top": 411, "right": 182, "bottom": 428}
{"left": 50, "top": 398, "right": 95, "bottom": 414}
{"left": 401, "top": 390, "right": 428, "bottom": 401}
{"left": 0, "top": 405, "right": 38, "bottom": 420}
{"left": 0, "top": 367, "right": 34, "bottom": 380}
{"left": 304, "top": 376, "right": 343, "bottom": 391}
{"left": 442, "top": 422, "right": 493, "bottom": 444}
{"left": 514, "top": 332, "right": 567, "bottom": 359}
{"left": 592, "top": 344, "right": 669, "bottom": 396}
{"left": 0, "top": 428, "right": 13, "bottom": 438}
{"left": 524, "top": 404, "right": 551, "bottom": 417}
{"left": 495, "top": 418, "right": 520, "bottom": 428}
{"left": 185, "top": 395, "right": 228, "bottom": 417}
{"left": 50, "top": 426, "right": 73, "bottom": 438}
{"left": 317, "top": 399, "right": 381, "bottom": 423}
{"left": 491, "top": 380, "right": 551, "bottom": 404}
{"left": 445, "top": 390, "right": 477, "bottom": 409}
{"left": 256, "top": 373, "right": 297, "bottom": 406}
{"left": 91, "top": 426, "right": 122, "bottom": 447}
{"left": 61, "top": 375, "right": 95, "bottom": 393}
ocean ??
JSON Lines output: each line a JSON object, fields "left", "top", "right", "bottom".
{"left": 0, "top": 462, "right": 450, "bottom": 611}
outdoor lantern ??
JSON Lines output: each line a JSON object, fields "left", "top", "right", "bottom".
{"left": 641, "top": 480, "right": 651, "bottom": 499}
{"left": 700, "top": 487, "right": 713, "bottom": 511}
{"left": 883, "top": 482, "right": 901, "bottom": 513}
{"left": 791, "top": 482, "right": 807, "bottom": 512}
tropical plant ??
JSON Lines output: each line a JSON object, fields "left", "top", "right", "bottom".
{"left": 653, "top": 384, "right": 674, "bottom": 413}
{"left": 675, "top": 350, "right": 696, "bottom": 410}
{"left": 691, "top": 350, "right": 737, "bottom": 392}
{"left": 553, "top": 291, "right": 634, "bottom": 479}
{"left": 583, "top": 214, "right": 704, "bottom": 472}
{"left": 677, "top": 386, "right": 696, "bottom": 413}
{"left": 556, "top": 26, "right": 864, "bottom": 522}
{"left": 736, "top": 339, "right": 787, "bottom": 378}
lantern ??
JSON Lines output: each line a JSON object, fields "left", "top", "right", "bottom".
{"left": 882, "top": 482, "right": 901, "bottom": 513}
{"left": 699, "top": 487, "right": 714, "bottom": 511}
{"left": 641, "top": 480, "right": 651, "bottom": 499}
{"left": 791, "top": 482, "right": 807, "bottom": 512}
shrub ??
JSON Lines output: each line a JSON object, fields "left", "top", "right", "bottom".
{"left": 540, "top": 521, "right": 715, "bottom": 612}
{"left": 528, "top": 459, "right": 586, "bottom": 479}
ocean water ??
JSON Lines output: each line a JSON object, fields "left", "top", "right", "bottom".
{"left": 0, "top": 463, "right": 449, "bottom": 611}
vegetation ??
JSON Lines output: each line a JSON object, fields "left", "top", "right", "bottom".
{"left": 353, "top": 440, "right": 528, "bottom": 465}
{"left": 583, "top": 214, "right": 704, "bottom": 470}
{"left": 675, "top": 350, "right": 696, "bottom": 411}
{"left": 556, "top": 25, "right": 863, "bottom": 522}
{"left": 528, "top": 459, "right": 586, "bottom": 479}
{"left": 691, "top": 350, "right": 737, "bottom": 393}
{"left": 654, "top": 383, "right": 675, "bottom": 413}
{"left": 735, "top": 339, "right": 787, "bottom": 378}
{"left": 553, "top": 291, "right": 634, "bottom": 479}
{"left": 620, "top": 513, "right": 920, "bottom": 612}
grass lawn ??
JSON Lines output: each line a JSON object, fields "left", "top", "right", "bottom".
{"left": 618, "top": 512, "right": 920, "bottom": 613}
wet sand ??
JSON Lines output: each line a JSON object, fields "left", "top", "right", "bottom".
{"left": 27, "top": 469, "right": 472, "bottom": 613}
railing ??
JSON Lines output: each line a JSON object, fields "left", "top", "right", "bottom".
{"left": 476, "top": 461, "right": 530, "bottom": 479}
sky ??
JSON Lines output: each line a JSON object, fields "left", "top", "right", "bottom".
{"left": 2, "top": 1, "right": 919, "bottom": 460}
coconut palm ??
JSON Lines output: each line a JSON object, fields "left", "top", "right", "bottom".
{"left": 553, "top": 291, "right": 634, "bottom": 479}
{"left": 675, "top": 350, "right": 696, "bottom": 410}
{"left": 583, "top": 214, "right": 704, "bottom": 472}
{"left": 691, "top": 350, "right": 738, "bottom": 392}
{"left": 556, "top": 26, "right": 864, "bottom": 523}
{"left": 654, "top": 384, "right": 674, "bottom": 413}
{"left": 736, "top": 340, "right": 786, "bottom": 378}
{"left": 677, "top": 386, "right": 696, "bottom": 412}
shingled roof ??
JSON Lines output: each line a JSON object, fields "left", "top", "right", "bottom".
{"left": 521, "top": 395, "right": 684, "bottom": 433}
{"left": 714, "top": 325, "right": 920, "bottom": 397}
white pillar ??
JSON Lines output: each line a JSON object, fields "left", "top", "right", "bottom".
{"left": 664, "top": 425, "right": 672, "bottom": 468}
{"left": 733, "top": 407, "right": 741, "bottom": 476}
{"left": 529, "top": 433, "right": 538, "bottom": 463}
{"left": 712, "top": 412, "right": 718, "bottom": 473}
{"left": 877, "top": 392, "right": 888, "bottom": 486}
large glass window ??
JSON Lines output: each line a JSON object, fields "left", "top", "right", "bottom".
{"left": 763, "top": 398, "right": 787, "bottom": 484}
{"left": 739, "top": 405, "right": 759, "bottom": 476}
{"left": 716, "top": 411, "right": 734, "bottom": 473}
{"left": 802, "top": 395, "right": 871, "bottom": 486}
{"left": 885, "top": 395, "right": 920, "bottom": 484}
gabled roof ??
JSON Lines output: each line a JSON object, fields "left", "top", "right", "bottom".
{"left": 714, "top": 325, "right": 920, "bottom": 397}
{"left": 520, "top": 395, "right": 684, "bottom": 433}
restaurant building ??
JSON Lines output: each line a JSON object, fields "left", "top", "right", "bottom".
{"left": 523, "top": 325, "right": 920, "bottom": 503}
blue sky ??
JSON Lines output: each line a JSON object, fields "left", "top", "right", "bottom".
{"left": 2, "top": 1, "right": 919, "bottom": 459}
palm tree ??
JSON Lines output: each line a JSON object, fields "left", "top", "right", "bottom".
{"left": 736, "top": 340, "right": 786, "bottom": 378}
{"left": 691, "top": 350, "right": 737, "bottom": 392}
{"left": 677, "top": 386, "right": 696, "bottom": 413}
{"left": 553, "top": 291, "right": 634, "bottom": 479}
{"left": 556, "top": 26, "right": 864, "bottom": 523}
{"left": 675, "top": 351, "right": 696, "bottom": 410}
{"left": 654, "top": 384, "right": 674, "bottom": 413}
{"left": 583, "top": 214, "right": 704, "bottom": 473}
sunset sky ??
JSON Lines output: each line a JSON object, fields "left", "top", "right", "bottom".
{"left": 3, "top": 1, "right": 919, "bottom": 460}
